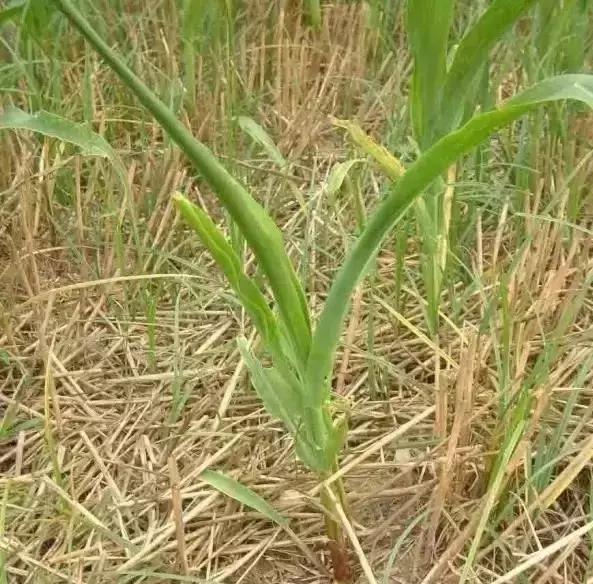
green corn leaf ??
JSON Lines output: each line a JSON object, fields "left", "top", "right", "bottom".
{"left": 199, "top": 469, "right": 287, "bottom": 526}
{"left": 306, "top": 74, "right": 593, "bottom": 396}
{"left": 439, "top": 0, "right": 539, "bottom": 136}
{"left": 172, "top": 193, "right": 288, "bottom": 362}
{"left": 238, "top": 340, "right": 325, "bottom": 471}
{"left": 332, "top": 118, "right": 405, "bottom": 181}
{"left": 238, "top": 339, "right": 301, "bottom": 433}
{"left": 237, "top": 116, "right": 287, "bottom": 169}
{"left": 407, "top": 0, "right": 455, "bottom": 149}
{"left": 51, "top": 0, "right": 312, "bottom": 368}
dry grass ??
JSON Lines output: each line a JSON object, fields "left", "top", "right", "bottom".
{"left": 2, "top": 2, "right": 593, "bottom": 583}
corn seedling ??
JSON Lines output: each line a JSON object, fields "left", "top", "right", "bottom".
{"left": 7, "top": 0, "right": 587, "bottom": 580}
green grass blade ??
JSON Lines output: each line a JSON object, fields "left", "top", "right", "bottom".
{"left": 306, "top": 74, "right": 593, "bottom": 395}
{"left": 440, "top": 0, "right": 539, "bottom": 136}
{"left": 0, "top": 105, "right": 130, "bottom": 201}
{"left": 304, "top": 0, "right": 322, "bottom": 28}
{"left": 199, "top": 469, "right": 288, "bottom": 526}
{"left": 51, "top": 0, "right": 312, "bottom": 366}
{"left": 22, "top": 0, "right": 57, "bottom": 42}
{"left": 460, "top": 420, "right": 526, "bottom": 584}
{"left": 407, "top": 0, "right": 455, "bottom": 149}
{"left": 237, "top": 116, "right": 287, "bottom": 168}
{"left": 0, "top": 106, "right": 138, "bottom": 249}
{"left": 0, "top": 106, "right": 119, "bottom": 158}
{"left": 180, "top": 0, "right": 223, "bottom": 112}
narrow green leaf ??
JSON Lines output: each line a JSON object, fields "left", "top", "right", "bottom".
{"left": 460, "top": 421, "right": 525, "bottom": 584}
{"left": 51, "top": 0, "right": 312, "bottom": 367}
{"left": 199, "top": 469, "right": 288, "bottom": 526}
{"left": 237, "top": 116, "right": 287, "bottom": 169}
{"left": 22, "top": 0, "right": 58, "bottom": 41}
{"left": 238, "top": 339, "right": 301, "bottom": 433}
{"left": 238, "top": 340, "right": 325, "bottom": 471}
{"left": 440, "top": 0, "right": 539, "bottom": 136}
{"left": 325, "top": 159, "right": 363, "bottom": 199}
{"left": 172, "top": 194, "right": 287, "bottom": 362}
{"left": 304, "top": 0, "right": 321, "bottom": 28}
{"left": 332, "top": 118, "right": 405, "bottom": 181}
{"left": 0, "top": 107, "right": 133, "bottom": 233}
{"left": 181, "top": 0, "right": 209, "bottom": 42}
{"left": 0, "top": 106, "right": 118, "bottom": 158}
{"left": 0, "top": 106, "right": 130, "bottom": 205}
{"left": 407, "top": 0, "right": 455, "bottom": 148}
{"left": 325, "top": 413, "right": 348, "bottom": 463}
{"left": 306, "top": 74, "right": 593, "bottom": 395}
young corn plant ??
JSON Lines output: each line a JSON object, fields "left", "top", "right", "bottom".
{"left": 46, "top": 0, "right": 593, "bottom": 580}
{"left": 407, "top": 0, "right": 545, "bottom": 436}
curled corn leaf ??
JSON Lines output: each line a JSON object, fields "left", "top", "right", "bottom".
{"left": 331, "top": 117, "right": 405, "bottom": 181}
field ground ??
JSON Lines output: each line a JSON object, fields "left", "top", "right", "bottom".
{"left": 2, "top": 1, "right": 593, "bottom": 583}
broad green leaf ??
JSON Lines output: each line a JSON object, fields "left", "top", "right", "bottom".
{"left": 306, "top": 74, "right": 593, "bottom": 395}
{"left": 439, "top": 0, "right": 538, "bottom": 136}
{"left": 562, "top": 0, "right": 588, "bottom": 73}
{"left": 407, "top": 0, "right": 455, "bottom": 149}
{"left": 332, "top": 117, "right": 405, "bottom": 181}
{"left": 199, "top": 469, "right": 287, "bottom": 526}
{"left": 172, "top": 194, "right": 287, "bottom": 362}
{"left": 535, "top": 0, "right": 559, "bottom": 60}
{"left": 51, "top": 0, "right": 312, "bottom": 368}
{"left": 237, "top": 116, "right": 287, "bottom": 169}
